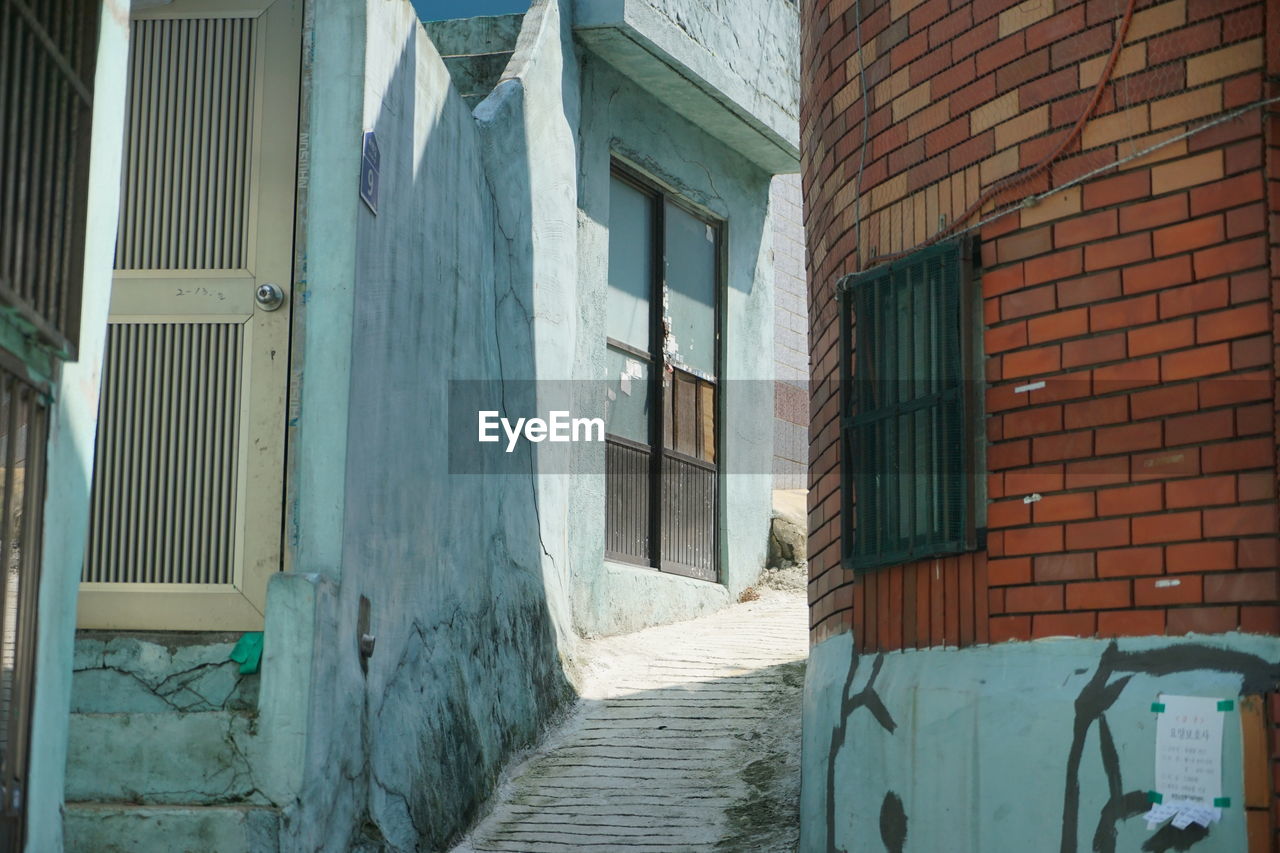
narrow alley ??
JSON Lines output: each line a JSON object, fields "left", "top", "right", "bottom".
{"left": 454, "top": 588, "right": 807, "bottom": 853}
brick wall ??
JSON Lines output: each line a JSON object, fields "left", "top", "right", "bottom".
{"left": 773, "top": 174, "right": 810, "bottom": 490}
{"left": 802, "top": 0, "right": 1280, "bottom": 649}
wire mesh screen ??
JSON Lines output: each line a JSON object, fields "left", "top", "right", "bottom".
{"left": 0, "top": 0, "right": 100, "bottom": 353}
{"left": 841, "top": 240, "right": 972, "bottom": 569}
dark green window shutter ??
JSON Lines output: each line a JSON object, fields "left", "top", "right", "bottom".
{"left": 839, "top": 240, "right": 975, "bottom": 570}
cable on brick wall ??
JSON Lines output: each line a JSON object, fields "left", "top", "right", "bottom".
{"left": 854, "top": 0, "right": 1140, "bottom": 273}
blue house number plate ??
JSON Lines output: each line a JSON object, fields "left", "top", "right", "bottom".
{"left": 360, "top": 130, "right": 379, "bottom": 215}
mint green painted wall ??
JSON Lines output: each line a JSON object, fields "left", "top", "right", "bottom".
{"left": 270, "top": 0, "right": 795, "bottom": 847}
{"left": 802, "top": 632, "right": 1280, "bottom": 853}
{"left": 26, "top": 3, "right": 131, "bottom": 849}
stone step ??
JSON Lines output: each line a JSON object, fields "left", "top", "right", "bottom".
{"left": 73, "top": 632, "right": 259, "bottom": 714}
{"left": 442, "top": 52, "right": 514, "bottom": 101}
{"left": 65, "top": 804, "right": 278, "bottom": 853}
{"left": 65, "top": 711, "right": 264, "bottom": 806}
{"left": 423, "top": 13, "right": 523, "bottom": 57}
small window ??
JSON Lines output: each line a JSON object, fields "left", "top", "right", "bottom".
{"left": 839, "top": 239, "right": 984, "bottom": 570}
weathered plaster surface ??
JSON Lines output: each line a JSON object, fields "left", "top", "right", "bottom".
{"left": 65, "top": 804, "right": 280, "bottom": 852}
{"left": 802, "top": 632, "right": 1280, "bottom": 853}
{"left": 26, "top": 3, "right": 130, "bottom": 849}
{"left": 274, "top": 3, "right": 576, "bottom": 850}
{"left": 572, "top": 0, "right": 799, "bottom": 171}
{"left": 256, "top": 0, "right": 789, "bottom": 848}
{"left": 72, "top": 634, "right": 258, "bottom": 713}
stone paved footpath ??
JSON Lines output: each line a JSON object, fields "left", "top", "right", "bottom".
{"left": 452, "top": 590, "right": 808, "bottom": 853}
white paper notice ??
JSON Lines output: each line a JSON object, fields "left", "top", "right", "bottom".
{"left": 1143, "top": 801, "right": 1222, "bottom": 831}
{"left": 1154, "top": 694, "right": 1225, "bottom": 806}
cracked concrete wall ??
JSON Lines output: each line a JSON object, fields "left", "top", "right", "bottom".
{"left": 269, "top": 0, "right": 787, "bottom": 848}
{"left": 633, "top": 0, "right": 798, "bottom": 138}
{"left": 27, "top": 3, "right": 131, "bottom": 849}
{"left": 801, "top": 632, "right": 1280, "bottom": 853}
{"left": 572, "top": 0, "right": 800, "bottom": 171}
{"left": 71, "top": 634, "right": 258, "bottom": 714}
{"left": 275, "top": 2, "right": 576, "bottom": 850}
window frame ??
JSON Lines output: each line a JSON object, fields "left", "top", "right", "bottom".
{"left": 604, "top": 160, "right": 724, "bottom": 581}
{"left": 838, "top": 237, "right": 985, "bottom": 572}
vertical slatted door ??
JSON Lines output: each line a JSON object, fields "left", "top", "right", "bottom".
{"left": 78, "top": 0, "right": 301, "bottom": 630}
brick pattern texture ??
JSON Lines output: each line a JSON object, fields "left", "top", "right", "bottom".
{"left": 773, "top": 174, "right": 811, "bottom": 490}
{"left": 801, "top": 0, "right": 1280, "bottom": 649}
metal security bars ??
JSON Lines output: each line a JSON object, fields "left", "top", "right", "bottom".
{"left": 0, "top": 0, "right": 100, "bottom": 355}
{"left": 0, "top": 361, "right": 49, "bottom": 850}
{"left": 839, "top": 239, "right": 979, "bottom": 570}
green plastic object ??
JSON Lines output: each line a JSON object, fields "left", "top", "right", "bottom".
{"left": 1217, "top": 699, "right": 1234, "bottom": 712}
{"left": 1214, "top": 797, "right": 1230, "bottom": 808}
{"left": 1150, "top": 702, "right": 1165, "bottom": 713}
{"left": 229, "top": 632, "right": 264, "bottom": 674}
{"left": 1147, "top": 791, "right": 1163, "bottom": 804}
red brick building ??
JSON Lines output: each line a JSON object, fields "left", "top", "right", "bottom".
{"left": 798, "top": 1, "right": 1280, "bottom": 850}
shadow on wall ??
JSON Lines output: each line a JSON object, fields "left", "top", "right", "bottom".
{"left": 296, "top": 9, "right": 574, "bottom": 851}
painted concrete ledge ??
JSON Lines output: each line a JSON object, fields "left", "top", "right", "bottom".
{"left": 574, "top": 559, "right": 733, "bottom": 637}
{"left": 802, "top": 631, "right": 1280, "bottom": 853}
{"left": 573, "top": 0, "right": 800, "bottom": 172}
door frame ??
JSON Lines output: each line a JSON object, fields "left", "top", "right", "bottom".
{"left": 76, "top": 0, "right": 303, "bottom": 631}
{"left": 604, "top": 158, "right": 724, "bottom": 582}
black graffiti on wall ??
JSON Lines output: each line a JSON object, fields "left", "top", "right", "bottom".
{"left": 1060, "top": 642, "right": 1280, "bottom": 853}
{"left": 824, "top": 641, "right": 1280, "bottom": 853}
{"left": 826, "top": 651, "right": 896, "bottom": 853}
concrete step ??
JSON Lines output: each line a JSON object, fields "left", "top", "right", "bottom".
{"left": 65, "top": 803, "right": 278, "bottom": 853}
{"left": 65, "top": 711, "right": 264, "bottom": 806}
{"left": 441, "top": 52, "right": 514, "bottom": 102}
{"left": 423, "top": 13, "right": 523, "bottom": 56}
{"left": 73, "top": 632, "right": 259, "bottom": 714}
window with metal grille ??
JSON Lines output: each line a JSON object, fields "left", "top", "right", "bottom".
{"left": 838, "top": 239, "right": 984, "bottom": 571}
{"left": 0, "top": 0, "right": 100, "bottom": 356}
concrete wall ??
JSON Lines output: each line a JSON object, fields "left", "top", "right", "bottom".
{"left": 771, "top": 173, "right": 806, "bottom": 491}
{"left": 628, "top": 0, "right": 799, "bottom": 140}
{"left": 270, "top": 3, "right": 574, "bottom": 850}
{"left": 802, "top": 632, "right": 1280, "bottom": 853}
{"left": 573, "top": 0, "right": 799, "bottom": 172}
{"left": 25, "top": 3, "right": 130, "bottom": 849}
{"left": 266, "top": 0, "right": 789, "bottom": 847}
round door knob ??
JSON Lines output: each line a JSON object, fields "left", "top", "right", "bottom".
{"left": 255, "top": 283, "right": 285, "bottom": 311}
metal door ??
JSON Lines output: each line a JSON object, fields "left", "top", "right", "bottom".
{"left": 79, "top": 0, "right": 301, "bottom": 630}
{"left": 604, "top": 167, "right": 720, "bottom": 582}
